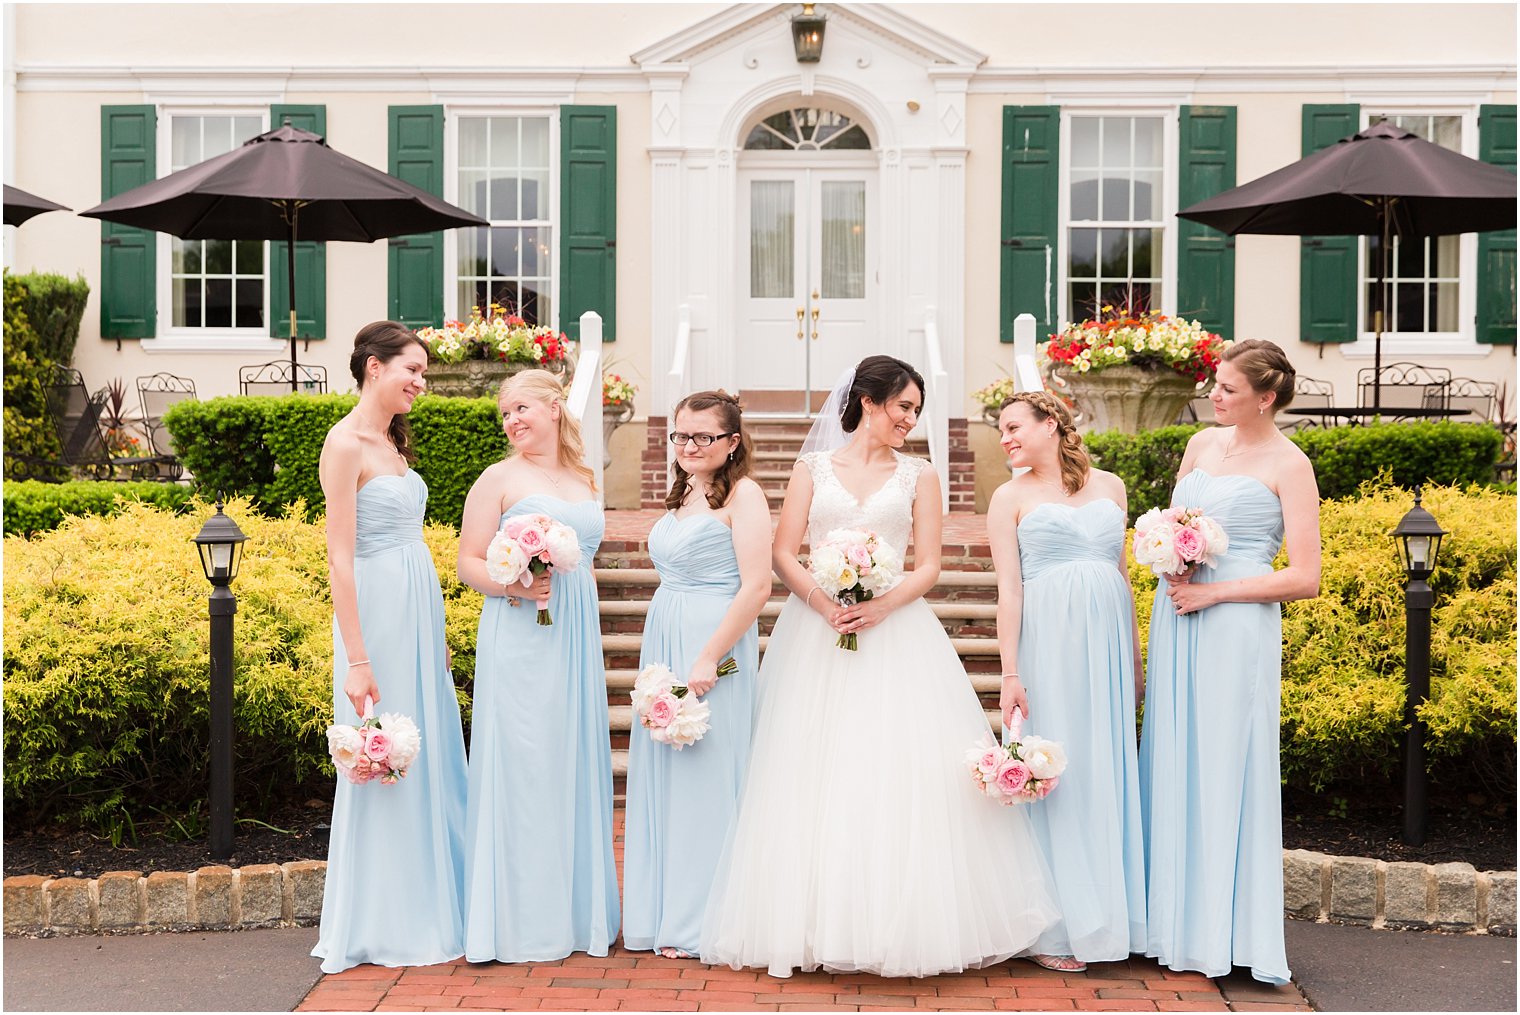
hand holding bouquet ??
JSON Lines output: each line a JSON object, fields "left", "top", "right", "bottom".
{"left": 809, "top": 528, "right": 903, "bottom": 650}
{"left": 1132, "top": 505, "right": 1228, "bottom": 578}
{"left": 326, "top": 695, "right": 422, "bottom": 786}
{"left": 486, "top": 513, "right": 582, "bottom": 625}
{"left": 630, "top": 662, "right": 732, "bottom": 750}
{"left": 966, "top": 708, "right": 1066, "bottom": 805}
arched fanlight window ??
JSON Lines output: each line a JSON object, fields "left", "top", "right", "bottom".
{"left": 743, "top": 107, "right": 872, "bottom": 151}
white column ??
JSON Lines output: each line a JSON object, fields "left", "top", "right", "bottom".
{"left": 645, "top": 65, "right": 688, "bottom": 418}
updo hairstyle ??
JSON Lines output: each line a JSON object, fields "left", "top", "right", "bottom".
{"left": 998, "top": 390, "right": 1091, "bottom": 496}
{"left": 349, "top": 320, "right": 427, "bottom": 463}
{"left": 665, "top": 389, "right": 753, "bottom": 511}
{"left": 840, "top": 355, "right": 927, "bottom": 433}
{"left": 1221, "top": 339, "right": 1296, "bottom": 412}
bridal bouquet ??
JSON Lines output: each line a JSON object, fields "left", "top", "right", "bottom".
{"left": 966, "top": 708, "right": 1066, "bottom": 805}
{"left": 629, "top": 662, "right": 734, "bottom": 749}
{"left": 1132, "top": 505, "right": 1229, "bottom": 578}
{"left": 326, "top": 696, "right": 422, "bottom": 786}
{"left": 486, "top": 513, "right": 582, "bottom": 625}
{"left": 809, "top": 528, "right": 903, "bottom": 650}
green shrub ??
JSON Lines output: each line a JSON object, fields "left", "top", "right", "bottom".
{"left": 1091, "top": 422, "right": 1505, "bottom": 522}
{"left": 12, "top": 272, "right": 90, "bottom": 365}
{"left": 164, "top": 393, "right": 509, "bottom": 525}
{"left": 3, "top": 480, "right": 196, "bottom": 537}
{"left": 2, "top": 273, "right": 63, "bottom": 479}
{"left": 2, "top": 499, "right": 483, "bottom": 826}
{"left": 1129, "top": 482, "right": 1516, "bottom": 798}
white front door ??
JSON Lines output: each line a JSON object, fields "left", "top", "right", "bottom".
{"left": 737, "top": 167, "right": 876, "bottom": 413}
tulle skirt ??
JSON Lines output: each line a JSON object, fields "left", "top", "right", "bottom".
{"left": 700, "top": 595, "right": 1059, "bottom": 978}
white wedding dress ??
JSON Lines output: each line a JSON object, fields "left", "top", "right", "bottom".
{"left": 699, "top": 450, "right": 1059, "bottom": 978}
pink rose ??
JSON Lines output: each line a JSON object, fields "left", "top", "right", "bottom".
{"left": 995, "top": 759, "right": 1030, "bottom": 796}
{"left": 845, "top": 544, "right": 872, "bottom": 571}
{"left": 1161, "top": 506, "right": 1186, "bottom": 524}
{"left": 515, "top": 526, "right": 547, "bottom": 557}
{"left": 977, "top": 748, "right": 1004, "bottom": 776}
{"left": 1173, "top": 524, "right": 1205, "bottom": 563}
{"left": 364, "top": 728, "right": 392, "bottom": 763}
{"left": 645, "top": 693, "right": 678, "bottom": 729}
{"left": 1034, "top": 776, "right": 1059, "bottom": 799}
{"left": 502, "top": 516, "right": 533, "bottom": 539}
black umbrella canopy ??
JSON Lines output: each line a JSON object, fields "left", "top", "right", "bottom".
{"left": 1178, "top": 122, "right": 1517, "bottom": 237}
{"left": 4, "top": 184, "right": 71, "bottom": 226}
{"left": 80, "top": 124, "right": 486, "bottom": 241}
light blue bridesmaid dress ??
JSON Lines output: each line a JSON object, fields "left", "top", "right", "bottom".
{"left": 623, "top": 513, "right": 759, "bottom": 956}
{"left": 1011, "top": 499, "right": 1146, "bottom": 962}
{"left": 313, "top": 469, "right": 468, "bottom": 974}
{"left": 1139, "top": 469, "right": 1290, "bottom": 984}
{"left": 462, "top": 495, "right": 619, "bottom": 962}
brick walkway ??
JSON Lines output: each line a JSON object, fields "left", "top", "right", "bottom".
{"left": 297, "top": 813, "right": 1311, "bottom": 1014}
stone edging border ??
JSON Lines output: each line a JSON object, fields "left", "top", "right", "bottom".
{"left": 4, "top": 852, "right": 1515, "bottom": 937}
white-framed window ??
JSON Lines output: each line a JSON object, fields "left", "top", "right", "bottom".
{"left": 151, "top": 110, "right": 276, "bottom": 349}
{"left": 1060, "top": 111, "right": 1175, "bottom": 323}
{"left": 447, "top": 112, "right": 557, "bottom": 326}
{"left": 1353, "top": 109, "right": 1483, "bottom": 355}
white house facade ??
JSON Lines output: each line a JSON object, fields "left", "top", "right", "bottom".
{"left": 6, "top": 2, "right": 1515, "bottom": 507}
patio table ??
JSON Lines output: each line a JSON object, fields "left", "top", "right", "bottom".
{"left": 1283, "top": 405, "right": 1474, "bottom": 424}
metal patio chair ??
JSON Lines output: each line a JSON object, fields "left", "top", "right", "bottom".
{"left": 136, "top": 371, "right": 198, "bottom": 458}
{"left": 238, "top": 360, "right": 328, "bottom": 396}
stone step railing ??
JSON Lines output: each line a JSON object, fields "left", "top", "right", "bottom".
{"left": 7, "top": 853, "right": 1511, "bottom": 938}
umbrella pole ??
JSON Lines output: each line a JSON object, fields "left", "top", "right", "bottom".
{"left": 288, "top": 207, "right": 299, "bottom": 394}
{"left": 1374, "top": 197, "right": 1391, "bottom": 411}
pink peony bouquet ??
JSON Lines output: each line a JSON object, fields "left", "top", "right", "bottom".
{"left": 326, "top": 696, "right": 422, "bottom": 786}
{"left": 808, "top": 527, "right": 903, "bottom": 650}
{"left": 1132, "top": 505, "right": 1229, "bottom": 578}
{"left": 630, "top": 662, "right": 733, "bottom": 750}
{"left": 966, "top": 708, "right": 1067, "bottom": 805}
{"left": 486, "top": 513, "right": 582, "bottom": 625}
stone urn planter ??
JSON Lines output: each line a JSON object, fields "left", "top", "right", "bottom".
{"left": 426, "top": 358, "right": 571, "bottom": 399}
{"left": 1048, "top": 362, "right": 1200, "bottom": 434}
{"left": 603, "top": 401, "right": 634, "bottom": 468}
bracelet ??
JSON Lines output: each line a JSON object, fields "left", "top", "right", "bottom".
{"left": 804, "top": 587, "right": 822, "bottom": 610}
{"left": 348, "top": 659, "right": 371, "bottom": 668}
{"left": 1000, "top": 672, "right": 1020, "bottom": 679}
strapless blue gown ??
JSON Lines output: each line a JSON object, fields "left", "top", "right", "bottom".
{"left": 623, "top": 513, "right": 759, "bottom": 955}
{"left": 1139, "top": 470, "right": 1290, "bottom": 984}
{"left": 462, "top": 495, "right": 619, "bottom": 962}
{"left": 1012, "top": 500, "right": 1146, "bottom": 962}
{"left": 313, "top": 469, "right": 468, "bottom": 973}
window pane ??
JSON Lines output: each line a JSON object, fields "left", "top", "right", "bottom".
{"left": 1395, "top": 235, "right": 1426, "bottom": 277}
{"left": 489, "top": 171, "right": 518, "bottom": 220}
{"left": 821, "top": 181, "right": 866, "bottom": 299}
{"left": 235, "top": 279, "right": 263, "bottom": 329}
{"left": 205, "top": 278, "right": 233, "bottom": 328}
{"left": 491, "top": 227, "right": 520, "bottom": 279}
{"left": 1134, "top": 170, "right": 1163, "bottom": 221}
{"left": 1133, "top": 229, "right": 1159, "bottom": 278}
{"left": 1102, "top": 117, "right": 1131, "bottom": 168}
{"left": 749, "top": 180, "right": 794, "bottom": 299}
{"left": 204, "top": 117, "right": 233, "bottom": 159}
{"left": 235, "top": 240, "right": 263, "bottom": 274}
{"left": 205, "top": 239, "right": 232, "bottom": 275}
{"left": 1069, "top": 282, "right": 1097, "bottom": 321}
{"left": 1071, "top": 119, "right": 1100, "bottom": 167}
{"left": 491, "top": 117, "right": 520, "bottom": 168}
{"left": 172, "top": 277, "right": 194, "bottom": 328}
{"left": 823, "top": 124, "right": 871, "bottom": 150}
{"left": 1101, "top": 174, "right": 1130, "bottom": 220}
{"left": 1070, "top": 168, "right": 1099, "bottom": 220}
{"left": 1393, "top": 282, "right": 1424, "bottom": 332}
{"left": 521, "top": 118, "right": 550, "bottom": 167}
{"left": 459, "top": 118, "right": 488, "bottom": 167}
{"left": 1131, "top": 281, "right": 1157, "bottom": 313}
{"left": 521, "top": 170, "right": 550, "bottom": 220}
{"left": 744, "top": 124, "right": 792, "bottom": 150}
{"left": 235, "top": 116, "right": 261, "bottom": 144}
{"left": 172, "top": 118, "right": 198, "bottom": 169}
{"left": 1434, "top": 234, "right": 1460, "bottom": 277}
{"left": 173, "top": 239, "right": 199, "bottom": 274}
{"left": 1432, "top": 115, "right": 1461, "bottom": 152}
{"left": 1133, "top": 118, "right": 1163, "bottom": 168}
{"left": 457, "top": 170, "right": 488, "bottom": 216}
{"left": 521, "top": 226, "right": 545, "bottom": 277}
{"left": 1068, "top": 228, "right": 1098, "bottom": 278}
{"left": 1433, "top": 281, "right": 1459, "bottom": 332}
{"left": 457, "top": 227, "right": 486, "bottom": 278}
{"left": 1100, "top": 229, "right": 1129, "bottom": 277}
{"left": 521, "top": 282, "right": 549, "bottom": 327}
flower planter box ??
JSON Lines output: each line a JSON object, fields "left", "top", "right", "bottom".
{"left": 1050, "top": 362, "right": 1199, "bottom": 434}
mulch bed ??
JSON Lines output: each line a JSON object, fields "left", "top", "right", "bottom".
{"left": 6, "top": 788, "right": 1513, "bottom": 880}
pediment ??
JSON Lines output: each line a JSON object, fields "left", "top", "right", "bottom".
{"left": 631, "top": 2, "right": 986, "bottom": 69}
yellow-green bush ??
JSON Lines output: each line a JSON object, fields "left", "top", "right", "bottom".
{"left": 1129, "top": 482, "right": 1517, "bottom": 796}
{"left": 3, "top": 499, "right": 482, "bottom": 825}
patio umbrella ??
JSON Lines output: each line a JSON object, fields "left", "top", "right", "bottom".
{"left": 4, "top": 184, "right": 71, "bottom": 226}
{"left": 1178, "top": 122, "right": 1517, "bottom": 407}
{"left": 81, "top": 123, "right": 487, "bottom": 390}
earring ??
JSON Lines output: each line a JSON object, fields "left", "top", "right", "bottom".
{"left": 728, "top": 451, "right": 735, "bottom": 461}
{"left": 1259, "top": 406, "right": 1265, "bottom": 416}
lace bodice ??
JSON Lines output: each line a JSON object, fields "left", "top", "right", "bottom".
{"left": 802, "top": 450, "right": 926, "bottom": 557}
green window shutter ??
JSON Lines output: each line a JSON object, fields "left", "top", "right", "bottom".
{"left": 1477, "top": 104, "right": 1516, "bottom": 346}
{"left": 100, "top": 105, "right": 156, "bottom": 339}
{"left": 1299, "top": 104, "right": 1360, "bottom": 345}
{"left": 1177, "top": 106, "right": 1237, "bottom": 339}
{"left": 387, "top": 105, "right": 445, "bottom": 330}
{"left": 269, "top": 104, "right": 327, "bottom": 340}
{"left": 560, "top": 105, "right": 617, "bottom": 343}
{"left": 1000, "top": 106, "right": 1060, "bottom": 339}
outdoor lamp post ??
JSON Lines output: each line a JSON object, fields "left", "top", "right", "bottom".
{"left": 1391, "top": 490, "right": 1446, "bottom": 847}
{"left": 791, "top": 3, "right": 827, "bottom": 62}
{"left": 193, "top": 502, "right": 248, "bottom": 861}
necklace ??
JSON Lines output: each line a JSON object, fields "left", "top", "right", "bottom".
{"left": 355, "top": 418, "right": 402, "bottom": 460}
{"left": 1030, "top": 472, "right": 1073, "bottom": 498}
{"left": 521, "top": 453, "right": 562, "bottom": 488}
{"left": 1222, "top": 431, "right": 1276, "bottom": 460}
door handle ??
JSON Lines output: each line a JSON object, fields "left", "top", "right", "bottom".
{"left": 811, "top": 305, "right": 820, "bottom": 341}
{"left": 811, "top": 289, "right": 820, "bottom": 301}
{"left": 796, "top": 306, "right": 805, "bottom": 340}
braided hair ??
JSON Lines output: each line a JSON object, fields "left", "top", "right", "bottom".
{"left": 999, "top": 391, "right": 1091, "bottom": 496}
{"left": 665, "top": 389, "right": 753, "bottom": 510}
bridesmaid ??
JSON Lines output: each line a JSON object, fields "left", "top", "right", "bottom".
{"left": 456, "top": 369, "right": 619, "bottom": 962}
{"left": 987, "top": 391, "right": 1145, "bottom": 973}
{"left": 313, "top": 321, "right": 468, "bottom": 973}
{"left": 623, "top": 390, "right": 770, "bottom": 959}
{"left": 1140, "top": 339, "right": 1321, "bottom": 985}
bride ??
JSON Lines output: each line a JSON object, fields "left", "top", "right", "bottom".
{"left": 700, "top": 355, "right": 1058, "bottom": 978}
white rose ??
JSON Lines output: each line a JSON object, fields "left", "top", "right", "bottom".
{"left": 631, "top": 663, "right": 676, "bottom": 713}
{"left": 1194, "top": 516, "right": 1230, "bottom": 566}
{"left": 326, "top": 725, "right": 364, "bottom": 770}
{"left": 543, "top": 524, "right": 582, "bottom": 571}
{"left": 1133, "top": 523, "right": 1181, "bottom": 577}
{"left": 665, "top": 698, "right": 711, "bottom": 749}
{"left": 1018, "top": 735, "right": 1067, "bottom": 780}
{"left": 485, "top": 532, "right": 530, "bottom": 586}
{"left": 834, "top": 563, "right": 859, "bottom": 592}
{"left": 378, "top": 713, "right": 422, "bottom": 770}
{"left": 809, "top": 546, "right": 849, "bottom": 594}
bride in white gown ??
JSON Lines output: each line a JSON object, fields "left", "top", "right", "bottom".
{"left": 700, "top": 355, "right": 1059, "bottom": 978}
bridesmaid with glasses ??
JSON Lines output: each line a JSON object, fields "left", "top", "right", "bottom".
{"left": 623, "top": 391, "right": 770, "bottom": 959}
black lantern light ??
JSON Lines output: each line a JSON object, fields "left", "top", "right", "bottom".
{"left": 791, "top": 3, "right": 827, "bottom": 63}
{"left": 193, "top": 502, "right": 248, "bottom": 860}
{"left": 1391, "top": 489, "right": 1446, "bottom": 847}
